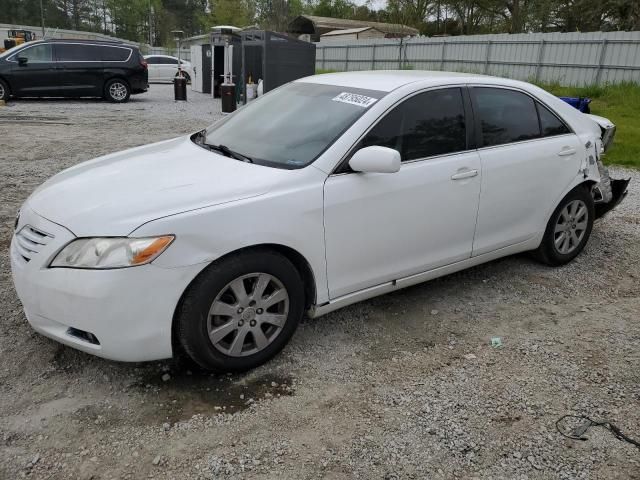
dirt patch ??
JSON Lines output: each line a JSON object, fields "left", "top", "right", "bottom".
{"left": 135, "top": 370, "right": 295, "bottom": 424}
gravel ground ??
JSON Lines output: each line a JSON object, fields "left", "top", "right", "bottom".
{"left": 1, "top": 85, "right": 639, "bottom": 480}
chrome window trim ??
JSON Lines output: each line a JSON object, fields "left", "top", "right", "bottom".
{"left": 475, "top": 132, "right": 577, "bottom": 153}
{"left": 467, "top": 83, "right": 576, "bottom": 139}
{"left": 8, "top": 42, "right": 133, "bottom": 63}
{"left": 330, "top": 84, "right": 471, "bottom": 176}
{"left": 54, "top": 43, "right": 133, "bottom": 63}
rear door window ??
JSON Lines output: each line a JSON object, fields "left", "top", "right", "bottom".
{"left": 56, "top": 44, "right": 101, "bottom": 62}
{"left": 537, "top": 102, "right": 571, "bottom": 137}
{"left": 100, "top": 46, "right": 131, "bottom": 62}
{"left": 359, "top": 88, "right": 467, "bottom": 161}
{"left": 473, "top": 87, "right": 541, "bottom": 147}
{"left": 159, "top": 57, "right": 179, "bottom": 65}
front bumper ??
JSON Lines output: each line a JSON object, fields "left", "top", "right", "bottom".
{"left": 10, "top": 208, "right": 205, "bottom": 362}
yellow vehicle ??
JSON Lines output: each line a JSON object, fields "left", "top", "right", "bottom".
{"left": 0, "top": 30, "right": 37, "bottom": 54}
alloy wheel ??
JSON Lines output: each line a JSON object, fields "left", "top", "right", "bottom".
{"left": 109, "top": 82, "right": 127, "bottom": 101}
{"left": 0, "top": 83, "right": 5, "bottom": 100}
{"left": 554, "top": 199, "right": 588, "bottom": 254}
{"left": 207, "top": 273, "right": 289, "bottom": 357}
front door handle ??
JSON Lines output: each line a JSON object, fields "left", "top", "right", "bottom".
{"left": 557, "top": 147, "right": 577, "bottom": 156}
{"left": 451, "top": 169, "right": 478, "bottom": 180}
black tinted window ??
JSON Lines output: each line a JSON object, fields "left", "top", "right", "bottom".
{"left": 360, "top": 88, "right": 467, "bottom": 161}
{"left": 145, "top": 56, "right": 159, "bottom": 64}
{"left": 15, "top": 44, "right": 52, "bottom": 63}
{"left": 537, "top": 102, "right": 570, "bottom": 137}
{"left": 474, "top": 88, "right": 541, "bottom": 147}
{"left": 159, "top": 57, "right": 179, "bottom": 65}
{"left": 56, "top": 44, "right": 100, "bottom": 61}
{"left": 101, "top": 46, "right": 131, "bottom": 61}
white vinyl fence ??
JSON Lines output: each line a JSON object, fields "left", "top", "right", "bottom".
{"left": 316, "top": 31, "right": 640, "bottom": 86}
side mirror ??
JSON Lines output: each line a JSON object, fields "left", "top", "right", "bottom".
{"left": 18, "top": 57, "right": 28, "bottom": 66}
{"left": 349, "top": 146, "right": 401, "bottom": 174}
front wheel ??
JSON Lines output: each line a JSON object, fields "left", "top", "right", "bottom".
{"left": 104, "top": 79, "right": 130, "bottom": 103}
{"left": 0, "top": 78, "right": 9, "bottom": 101}
{"left": 534, "top": 186, "right": 594, "bottom": 266}
{"left": 175, "top": 251, "right": 305, "bottom": 372}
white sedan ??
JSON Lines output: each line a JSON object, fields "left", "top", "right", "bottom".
{"left": 10, "top": 71, "right": 628, "bottom": 372}
{"left": 144, "top": 54, "right": 193, "bottom": 83}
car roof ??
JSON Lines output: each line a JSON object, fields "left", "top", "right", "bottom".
{"left": 297, "top": 70, "right": 526, "bottom": 92}
{"left": 144, "top": 54, "right": 189, "bottom": 61}
{"left": 21, "top": 39, "right": 136, "bottom": 49}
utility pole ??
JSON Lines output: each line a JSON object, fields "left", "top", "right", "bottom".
{"left": 148, "top": 0, "right": 153, "bottom": 46}
{"left": 40, "top": 0, "right": 45, "bottom": 37}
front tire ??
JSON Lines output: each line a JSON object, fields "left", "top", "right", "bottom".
{"left": 176, "top": 250, "right": 305, "bottom": 372}
{"left": 0, "top": 78, "right": 9, "bottom": 101}
{"left": 534, "top": 186, "right": 594, "bottom": 266}
{"left": 104, "top": 79, "right": 130, "bottom": 103}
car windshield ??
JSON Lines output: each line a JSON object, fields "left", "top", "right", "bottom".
{"left": 203, "top": 82, "right": 385, "bottom": 169}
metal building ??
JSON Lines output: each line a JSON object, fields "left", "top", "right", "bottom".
{"left": 240, "top": 30, "right": 316, "bottom": 97}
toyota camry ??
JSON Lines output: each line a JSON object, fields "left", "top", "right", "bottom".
{"left": 10, "top": 71, "right": 628, "bottom": 371}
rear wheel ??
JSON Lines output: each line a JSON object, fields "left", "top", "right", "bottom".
{"left": 534, "top": 186, "right": 594, "bottom": 266}
{"left": 104, "top": 79, "right": 130, "bottom": 103}
{"left": 0, "top": 79, "right": 9, "bottom": 101}
{"left": 176, "top": 251, "right": 305, "bottom": 372}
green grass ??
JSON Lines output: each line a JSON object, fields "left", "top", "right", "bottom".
{"left": 534, "top": 81, "right": 640, "bottom": 168}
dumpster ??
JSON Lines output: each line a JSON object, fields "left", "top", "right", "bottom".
{"left": 240, "top": 30, "right": 316, "bottom": 101}
{"left": 558, "top": 96, "right": 591, "bottom": 113}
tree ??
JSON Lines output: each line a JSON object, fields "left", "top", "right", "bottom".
{"left": 2, "top": 0, "right": 639, "bottom": 47}
{"left": 255, "top": 0, "right": 308, "bottom": 31}
{"left": 310, "top": 0, "right": 357, "bottom": 18}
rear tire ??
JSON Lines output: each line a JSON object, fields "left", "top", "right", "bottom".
{"left": 0, "top": 79, "right": 9, "bottom": 101}
{"left": 176, "top": 250, "right": 305, "bottom": 372}
{"left": 534, "top": 186, "right": 594, "bottom": 266}
{"left": 104, "top": 78, "right": 130, "bottom": 103}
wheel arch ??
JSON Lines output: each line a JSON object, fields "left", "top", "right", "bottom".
{"left": 104, "top": 76, "right": 131, "bottom": 91}
{"left": 0, "top": 75, "right": 11, "bottom": 95}
{"left": 170, "top": 243, "right": 317, "bottom": 358}
{"left": 534, "top": 179, "right": 597, "bottom": 251}
{"left": 543, "top": 179, "right": 596, "bottom": 226}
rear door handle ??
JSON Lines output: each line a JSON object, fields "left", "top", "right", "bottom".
{"left": 557, "top": 147, "right": 577, "bottom": 156}
{"left": 451, "top": 169, "right": 478, "bottom": 180}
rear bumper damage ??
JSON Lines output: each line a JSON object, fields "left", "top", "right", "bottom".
{"left": 595, "top": 178, "right": 630, "bottom": 219}
{"left": 585, "top": 116, "right": 630, "bottom": 220}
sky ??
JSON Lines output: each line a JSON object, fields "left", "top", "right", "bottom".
{"left": 354, "top": 0, "right": 388, "bottom": 10}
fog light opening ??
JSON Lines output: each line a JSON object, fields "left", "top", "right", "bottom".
{"left": 66, "top": 327, "right": 101, "bottom": 345}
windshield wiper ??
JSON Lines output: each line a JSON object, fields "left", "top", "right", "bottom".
{"left": 206, "top": 143, "right": 254, "bottom": 164}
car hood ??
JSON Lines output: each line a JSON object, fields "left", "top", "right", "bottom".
{"left": 26, "top": 136, "right": 286, "bottom": 236}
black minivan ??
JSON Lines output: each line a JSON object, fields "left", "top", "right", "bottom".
{"left": 0, "top": 39, "right": 148, "bottom": 103}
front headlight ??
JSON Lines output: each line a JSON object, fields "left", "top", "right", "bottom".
{"left": 50, "top": 236, "right": 174, "bottom": 269}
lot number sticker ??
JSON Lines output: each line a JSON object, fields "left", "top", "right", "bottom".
{"left": 332, "top": 92, "right": 378, "bottom": 108}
